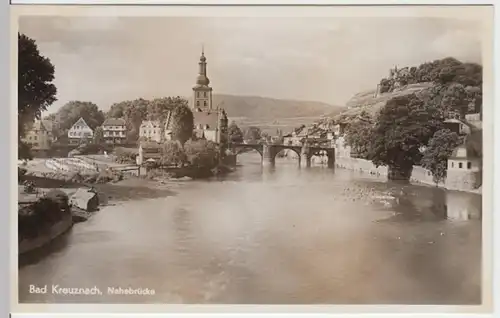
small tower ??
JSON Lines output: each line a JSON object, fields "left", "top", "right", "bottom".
{"left": 192, "top": 46, "right": 213, "bottom": 112}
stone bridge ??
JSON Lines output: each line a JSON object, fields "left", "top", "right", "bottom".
{"left": 228, "top": 143, "right": 335, "bottom": 168}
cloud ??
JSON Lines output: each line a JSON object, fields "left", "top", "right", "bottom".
{"left": 18, "top": 15, "right": 484, "bottom": 113}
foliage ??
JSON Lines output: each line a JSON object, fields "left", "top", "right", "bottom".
{"left": 18, "top": 141, "right": 33, "bottom": 160}
{"left": 114, "top": 147, "right": 137, "bottom": 164}
{"left": 170, "top": 104, "right": 194, "bottom": 145}
{"left": 377, "top": 57, "right": 482, "bottom": 99}
{"left": 184, "top": 139, "right": 219, "bottom": 170}
{"left": 159, "top": 140, "right": 187, "bottom": 167}
{"left": 227, "top": 121, "right": 244, "bottom": 143}
{"left": 421, "top": 129, "right": 461, "bottom": 184}
{"left": 93, "top": 126, "right": 104, "bottom": 144}
{"left": 441, "top": 83, "right": 469, "bottom": 118}
{"left": 148, "top": 97, "right": 188, "bottom": 123}
{"left": 49, "top": 101, "right": 105, "bottom": 140}
{"left": 344, "top": 111, "right": 374, "bottom": 159}
{"left": 244, "top": 126, "right": 262, "bottom": 143}
{"left": 219, "top": 110, "right": 229, "bottom": 148}
{"left": 369, "top": 94, "right": 443, "bottom": 172}
{"left": 106, "top": 97, "right": 191, "bottom": 144}
{"left": 18, "top": 33, "right": 57, "bottom": 139}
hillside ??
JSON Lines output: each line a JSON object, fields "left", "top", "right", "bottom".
{"left": 334, "top": 82, "right": 434, "bottom": 120}
{"left": 189, "top": 94, "right": 343, "bottom": 120}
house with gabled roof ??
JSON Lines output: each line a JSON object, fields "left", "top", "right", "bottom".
{"left": 21, "top": 120, "right": 52, "bottom": 151}
{"left": 102, "top": 118, "right": 127, "bottom": 144}
{"left": 139, "top": 120, "right": 162, "bottom": 143}
{"left": 68, "top": 117, "right": 94, "bottom": 145}
{"left": 446, "top": 130, "right": 482, "bottom": 191}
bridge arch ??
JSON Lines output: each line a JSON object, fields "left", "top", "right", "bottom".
{"left": 270, "top": 146, "right": 302, "bottom": 162}
{"left": 231, "top": 144, "right": 264, "bottom": 158}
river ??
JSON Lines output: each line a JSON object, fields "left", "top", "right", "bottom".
{"left": 18, "top": 153, "right": 482, "bottom": 305}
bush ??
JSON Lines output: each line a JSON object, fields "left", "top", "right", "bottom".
{"left": 184, "top": 139, "right": 219, "bottom": 170}
{"left": 18, "top": 167, "right": 27, "bottom": 182}
{"left": 145, "top": 168, "right": 173, "bottom": 180}
{"left": 18, "top": 193, "right": 69, "bottom": 241}
{"left": 44, "top": 189, "right": 70, "bottom": 213}
{"left": 114, "top": 147, "right": 137, "bottom": 164}
{"left": 94, "top": 169, "right": 124, "bottom": 184}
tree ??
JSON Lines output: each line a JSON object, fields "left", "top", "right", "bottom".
{"left": 122, "top": 99, "right": 149, "bottom": 143}
{"left": 18, "top": 141, "right": 33, "bottom": 161}
{"left": 159, "top": 140, "right": 186, "bottom": 167}
{"left": 184, "top": 139, "right": 219, "bottom": 170}
{"left": 369, "top": 93, "right": 443, "bottom": 180}
{"left": 227, "top": 121, "right": 244, "bottom": 143}
{"left": 344, "top": 111, "right": 374, "bottom": 159}
{"left": 93, "top": 126, "right": 104, "bottom": 145}
{"left": 18, "top": 33, "right": 57, "bottom": 139}
{"left": 170, "top": 104, "right": 194, "bottom": 145}
{"left": 148, "top": 97, "right": 188, "bottom": 123}
{"left": 441, "top": 83, "right": 469, "bottom": 118}
{"left": 51, "top": 101, "right": 105, "bottom": 140}
{"left": 244, "top": 126, "right": 262, "bottom": 143}
{"left": 421, "top": 129, "right": 461, "bottom": 184}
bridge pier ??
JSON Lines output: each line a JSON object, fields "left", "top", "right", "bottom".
{"left": 327, "top": 149, "right": 335, "bottom": 168}
{"left": 262, "top": 144, "right": 275, "bottom": 167}
{"left": 300, "top": 144, "right": 311, "bottom": 168}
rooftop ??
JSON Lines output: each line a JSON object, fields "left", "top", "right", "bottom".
{"left": 103, "top": 118, "right": 126, "bottom": 126}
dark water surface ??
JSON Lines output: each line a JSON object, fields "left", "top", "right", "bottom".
{"left": 18, "top": 153, "right": 482, "bottom": 304}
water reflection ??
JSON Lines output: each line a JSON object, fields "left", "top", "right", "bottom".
{"left": 18, "top": 152, "right": 482, "bottom": 304}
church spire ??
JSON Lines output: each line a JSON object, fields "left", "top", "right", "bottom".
{"left": 196, "top": 45, "right": 209, "bottom": 86}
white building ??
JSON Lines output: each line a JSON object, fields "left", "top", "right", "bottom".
{"left": 102, "top": 118, "right": 127, "bottom": 144}
{"left": 139, "top": 120, "right": 162, "bottom": 143}
{"left": 68, "top": 117, "right": 94, "bottom": 145}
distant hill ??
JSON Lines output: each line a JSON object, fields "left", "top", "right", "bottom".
{"left": 189, "top": 94, "right": 343, "bottom": 120}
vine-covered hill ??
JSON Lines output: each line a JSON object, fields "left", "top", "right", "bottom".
{"left": 331, "top": 57, "right": 482, "bottom": 123}
{"left": 336, "top": 82, "right": 433, "bottom": 120}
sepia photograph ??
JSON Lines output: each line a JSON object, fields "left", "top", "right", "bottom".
{"left": 12, "top": 4, "right": 492, "bottom": 310}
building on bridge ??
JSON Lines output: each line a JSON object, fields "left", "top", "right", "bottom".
{"left": 191, "top": 48, "right": 228, "bottom": 144}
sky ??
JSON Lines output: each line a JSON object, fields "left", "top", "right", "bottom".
{"left": 18, "top": 15, "right": 483, "bottom": 114}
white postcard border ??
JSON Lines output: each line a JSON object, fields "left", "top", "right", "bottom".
{"left": 5, "top": 1, "right": 498, "bottom": 318}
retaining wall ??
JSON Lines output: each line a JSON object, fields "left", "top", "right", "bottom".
{"left": 335, "top": 156, "right": 481, "bottom": 193}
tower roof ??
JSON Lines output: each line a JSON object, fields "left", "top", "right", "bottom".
{"left": 195, "top": 47, "right": 210, "bottom": 86}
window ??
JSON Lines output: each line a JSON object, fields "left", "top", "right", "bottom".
{"left": 197, "top": 101, "right": 200, "bottom": 107}
{"left": 459, "top": 162, "right": 463, "bottom": 169}
{"left": 204, "top": 92, "right": 207, "bottom": 97}
{"left": 197, "top": 92, "right": 200, "bottom": 98}
{"left": 451, "top": 162, "right": 454, "bottom": 168}
{"left": 467, "top": 162, "right": 472, "bottom": 169}
{"left": 34, "top": 136, "right": 37, "bottom": 140}
{"left": 204, "top": 101, "right": 207, "bottom": 107}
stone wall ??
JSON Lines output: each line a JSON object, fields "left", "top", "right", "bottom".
{"left": 446, "top": 169, "right": 482, "bottom": 192}
{"left": 335, "top": 157, "right": 388, "bottom": 175}
{"left": 410, "top": 166, "right": 444, "bottom": 187}
{"left": 335, "top": 156, "right": 481, "bottom": 193}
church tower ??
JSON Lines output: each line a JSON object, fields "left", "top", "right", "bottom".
{"left": 192, "top": 47, "right": 213, "bottom": 112}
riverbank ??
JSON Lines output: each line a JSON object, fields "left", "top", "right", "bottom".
{"left": 334, "top": 156, "right": 482, "bottom": 195}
